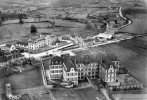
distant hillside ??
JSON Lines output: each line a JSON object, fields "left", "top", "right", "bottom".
{"left": 0, "top": 0, "right": 145, "bottom": 7}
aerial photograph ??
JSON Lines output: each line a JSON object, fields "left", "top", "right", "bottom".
{"left": 0, "top": 0, "right": 147, "bottom": 100}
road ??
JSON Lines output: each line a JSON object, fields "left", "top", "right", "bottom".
{"left": 22, "top": 6, "right": 135, "bottom": 59}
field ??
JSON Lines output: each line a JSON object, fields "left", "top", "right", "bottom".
{"left": 0, "top": 69, "right": 43, "bottom": 96}
{"left": 0, "top": 24, "right": 30, "bottom": 44}
{"left": 51, "top": 87, "right": 106, "bottom": 100}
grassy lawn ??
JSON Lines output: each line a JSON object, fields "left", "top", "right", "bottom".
{"left": 51, "top": 87, "right": 106, "bottom": 100}
{"left": 0, "top": 69, "right": 43, "bottom": 94}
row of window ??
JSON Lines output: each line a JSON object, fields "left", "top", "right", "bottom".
{"left": 105, "top": 78, "right": 116, "bottom": 82}
{"left": 50, "top": 70, "right": 62, "bottom": 73}
{"left": 78, "top": 67, "right": 97, "bottom": 71}
{"left": 106, "top": 74, "right": 116, "bottom": 78}
{"left": 66, "top": 72, "right": 77, "bottom": 76}
{"left": 79, "top": 71, "right": 98, "bottom": 75}
{"left": 50, "top": 65, "right": 62, "bottom": 69}
{"left": 106, "top": 69, "right": 116, "bottom": 73}
{"left": 66, "top": 77, "right": 78, "bottom": 81}
{"left": 51, "top": 74, "right": 62, "bottom": 78}
{"left": 76, "top": 64, "right": 97, "bottom": 67}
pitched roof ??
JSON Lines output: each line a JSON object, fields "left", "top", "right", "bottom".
{"left": 16, "top": 41, "right": 28, "bottom": 46}
{"left": 50, "top": 56, "right": 64, "bottom": 65}
{"left": 5, "top": 44, "right": 12, "bottom": 48}
{"left": 101, "top": 59, "right": 115, "bottom": 69}
{"left": 41, "top": 32, "right": 52, "bottom": 35}
{"left": 62, "top": 55, "right": 77, "bottom": 72}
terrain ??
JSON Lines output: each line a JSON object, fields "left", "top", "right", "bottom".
{"left": 0, "top": 0, "right": 147, "bottom": 100}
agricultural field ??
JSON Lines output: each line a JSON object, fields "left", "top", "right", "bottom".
{"left": 0, "top": 24, "right": 29, "bottom": 45}
{"left": 119, "top": 7, "right": 147, "bottom": 34}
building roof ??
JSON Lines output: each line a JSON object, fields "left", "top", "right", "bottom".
{"left": 50, "top": 56, "right": 64, "bottom": 65}
{"left": 41, "top": 32, "right": 52, "bottom": 36}
{"left": 62, "top": 55, "right": 77, "bottom": 72}
{"left": 5, "top": 44, "right": 12, "bottom": 48}
{"left": 16, "top": 41, "right": 28, "bottom": 46}
{"left": 101, "top": 59, "right": 115, "bottom": 69}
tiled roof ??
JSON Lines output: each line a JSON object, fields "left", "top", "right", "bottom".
{"left": 29, "top": 37, "right": 46, "bottom": 43}
{"left": 62, "top": 55, "right": 77, "bottom": 72}
{"left": 42, "top": 55, "right": 77, "bottom": 72}
{"left": 50, "top": 56, "right": 64, "bottom": 65}
{"left": 16, "top": 41, "right": 28, "bottom": 46}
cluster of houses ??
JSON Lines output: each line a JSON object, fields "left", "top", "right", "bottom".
{"left": 41, "top": 54, "right": 143, "bottom": 90}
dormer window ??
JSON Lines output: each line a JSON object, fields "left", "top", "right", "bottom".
{"left": 70, "top": 68, "right": 74, "bottom": 72}
{"left": 110, "top": 65, "right": 113, "bottom": 68}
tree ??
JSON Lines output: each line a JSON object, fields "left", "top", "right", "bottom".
{"left": 30, "top": 25, "right": 37, "bottom": 35}
{"left": 18, "top": 14, "right": 24, "bottom": 24}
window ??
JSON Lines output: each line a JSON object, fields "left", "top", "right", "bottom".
{"left": 74, "top": 73, "right": 77, "bottom": 76}
{"left": 71, "top": 68, "right": 74, "bottom": 72}
{"left": 66, "top": 78, "right": 69, "bottom": 81}
{"left": 67, "top": 73, "right": 69, "bottom": 76}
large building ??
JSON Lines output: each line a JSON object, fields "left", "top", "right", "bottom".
{"left": 99, "top": 60, "right": 117, "bottom": 83}
{"left": 42, "top": 55, "right": 99, "bottom": 85}
{"left": 42, "top": 55, "right": 78, "bottom": 85}
{"left": 16, "top": 33, "right": 59, "bottom": 50}
{"left": 28, "top": 37, "right": 46, "bottom": 50}
{"left": 99, "top": 54, "right": 120, "bottom": 83}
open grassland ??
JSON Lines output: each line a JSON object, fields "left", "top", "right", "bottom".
{"left": 119, "top": 7, "right": 147, "bottom": 34}
{"left": 0, "top": 24, "right": 29, "bottom": 44}
{"left": 51, "top": 87, "right": 106, "bottom": 100}
{"left": 0, "top": 69, "right": 43, "bottom": 94}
